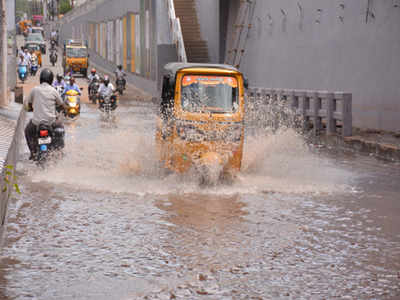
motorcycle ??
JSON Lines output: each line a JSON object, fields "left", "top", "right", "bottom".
{"left": 88, "top": 79, "right": 100, "bottom": 104}
{"left": 49, "top": 51, "right": 57, "bottom": 66}
{"left": 55, "top": 85, "right": 64, "bottom": 96}
{"left": 18, "top": 65, "right": 27, "bottom": 83}
{"left": 34, "top": 122, "right": 65, "bottom": 166}
{"left": 98, "top": 93, "right": 117, "bottom": 120}
{"left": 50, "top": 40, "right": 57, "bottom": 51}
{"left": 115, "top": 75, "right": 125, "bottom": 95}
{"left": 64, "top": 89, "right": 81, "bottom": 120}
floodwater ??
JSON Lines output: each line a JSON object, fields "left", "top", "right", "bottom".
{"left": 0, "top": 96, "right": 399, "bottom": 299}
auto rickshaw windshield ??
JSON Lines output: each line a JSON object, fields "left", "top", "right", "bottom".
{"left": 26, "top": 44, "right": 40, "bottom": 51}
{"left": 66, "top": 47, "right": 87, "bottom": 58}
{"left": 180, "top": 75, "right": 239, "bottom": 113}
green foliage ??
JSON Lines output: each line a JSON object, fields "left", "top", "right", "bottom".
{"left": 2, "top": 165, "right": 21, "bottom": 197}
{"left": 59, "top": 0, "right": 72, "bottom": 14}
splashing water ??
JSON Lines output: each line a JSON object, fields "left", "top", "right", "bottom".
{"left": 27, "top": 99, "right": 355, "bottom": 195}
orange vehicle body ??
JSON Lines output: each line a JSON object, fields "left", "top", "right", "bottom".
{"left": 156, "top": 63, "right": 246, "bottom": 181}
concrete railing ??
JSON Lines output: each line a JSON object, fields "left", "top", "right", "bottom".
{"left": 247, "top": 88, "right": 352, "bottom": 137}
{"left": 166, "top": 0, "right": 187, "bottom": 63}
{"left": 0, "top": 109, "right": 26, "bottom": 229}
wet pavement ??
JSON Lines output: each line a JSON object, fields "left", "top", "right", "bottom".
{"left": 0, "top": 38, "right": 399, "bottom": 300}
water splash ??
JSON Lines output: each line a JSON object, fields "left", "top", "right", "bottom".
{"left": 27, "top": 100, "right": 355, "bottom": 195}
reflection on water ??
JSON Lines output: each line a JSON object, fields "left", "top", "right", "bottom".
{"left": 1, "top": 102, "right": 399, "bottom": 299}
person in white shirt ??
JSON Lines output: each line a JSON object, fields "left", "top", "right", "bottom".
{"left": 98, "top": 75, "right": 117, "bottom": 110}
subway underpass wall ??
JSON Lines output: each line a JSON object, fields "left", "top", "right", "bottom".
{"left": 58, "top": 0, "right": 175, "bottom": 97}
{"left": 218, "top": 0, "right": 400, "bottom": 132}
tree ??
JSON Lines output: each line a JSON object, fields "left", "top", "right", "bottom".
{"left": 59, "top": 0, "right": 72, "bottom": 14}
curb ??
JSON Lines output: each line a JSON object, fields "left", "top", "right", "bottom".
{"left": 319, "top": 133, "right": 400, "bottom": 162}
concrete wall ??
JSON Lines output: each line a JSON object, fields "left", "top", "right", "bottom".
{"left": 6, "top": 0, "right": 16, "bottom": 91}
{"left": 224, "top": 0, "right": 400, "bottom": 131}
{"left": 59, "top": 0, "right": 162, "bottom": 96}
{"left": 195, "top": 0, "right": 220, "bottom": 63}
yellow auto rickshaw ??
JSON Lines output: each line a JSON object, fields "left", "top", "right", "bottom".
{"left": 24, "top": 42, "right": 42, "bottom": 67}
{"left": 31, "top": 26, "right": 44, "bottom": 38}
{"left": 63, "top": 40, "right": 88, "bottom": 77}
{"left": 156, "top": 63, "right": 248, "bottom": 183}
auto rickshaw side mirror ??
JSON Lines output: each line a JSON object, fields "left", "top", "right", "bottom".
{"left": 243, "top": 78, "right": 249, "bottom": 90}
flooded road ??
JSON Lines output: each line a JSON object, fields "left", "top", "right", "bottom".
{"left": 0, "top": 94, "right": 400, "bottom": 299}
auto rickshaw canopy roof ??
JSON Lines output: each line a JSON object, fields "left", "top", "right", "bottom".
{"left": 163, "top": 62, "right": 240, "bottom": 78}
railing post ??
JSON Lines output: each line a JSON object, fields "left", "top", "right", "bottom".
{"left": 308, "top": 91, "right": 322, "bottom": 136}
{"left": 342, "top": 93, "right": 352, "bottom": 137}
{"left": 322, "top": 92, "right": 336, "bottom": 135}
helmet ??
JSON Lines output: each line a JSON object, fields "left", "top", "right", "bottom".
{"left": 40, "top": 69, "right": 54, "bottom": 85}
{"left": 56, "top": 74, "right": 63, "bottom": 81}
{"left": 91, "top": 68, "right": 96, "bottom": 74}
{"left": 103, "top": 75, "right": 110, "bottom": 86}
{"left": 64, "top": 75, "right": 71, "bottom": 82}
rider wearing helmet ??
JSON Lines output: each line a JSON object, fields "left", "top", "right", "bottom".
{"left": 88, "top": 68, "right": 100, "bottom": 94}
{"left": 63, "top": 76, "right": 82, "bottom": 97}
{"left": 24, "top": 69, "right": 68, "bottom": 159}
{"left": 88, "top": 68, "right": 100, "bottom": 82}
{"left": 114, "top": 65, "right": 126, "bottom": 90}
{"left": 98, "top": 75, "right": 117, "bottom": 109}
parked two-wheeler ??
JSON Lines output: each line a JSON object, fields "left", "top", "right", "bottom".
{"left": 18, "top": 65, "right": 28, "bottom": 83}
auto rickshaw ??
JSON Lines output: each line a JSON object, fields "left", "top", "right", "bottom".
{"left": 31, "top": 26, "right": 44, "bottom": 38}
{"left": 24, "top": 42, "right": 42, "bottom": 67}
{"left": 63, "top": 40, "right": 88, "bottom": 77}
{"left": 156, "top": 63, "right": 247, "bottom": 184}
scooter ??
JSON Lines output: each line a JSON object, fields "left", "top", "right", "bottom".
{"left": 64, "top": 89, "right": 81, "bottom": 120}
{"left": 30, "top": 62, "right": 38, "bottom": 76}
{"left": 18, "top": 65, "right": 28, "bottom": 83}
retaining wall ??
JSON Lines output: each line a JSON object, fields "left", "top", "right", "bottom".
{"left": 0, "top": 109, "right": 25, "bottom": 237}
{"left": 224, "top": 0, "right": 400, "bottom": 132}
{"left": 58, "top": 0, "right": 161, "bottom": 97}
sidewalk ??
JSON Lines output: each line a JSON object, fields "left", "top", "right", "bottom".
{"left": 318, "top": 127, "right": 400, "bottom": 162}
{"left": 0, "top": 102, "right": 22, "bottom": 171}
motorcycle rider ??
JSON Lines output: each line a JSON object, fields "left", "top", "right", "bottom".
{"left": 88, "top": 68, "right": 100, "bottom": 94}
{"left": 98, "top": 75, "right": 117, "bottom": 109}
{"left": 63, "top": 76, "right": 82, "bottom": 97}
{"left": 49, "top": 49, "right": 58, "bottom": 64}
{"left": 23, "top": 48, "right": 31, "bottom": 71}
{"left": 24, "top": 69, "right": 68, "bottom": 160}
{"left": 114, "top": 65, "right": 126, "bottom": 90}
{"left": 29, "top": 49, "right": 38, "bottom": 75}
{"left": 52, "top": 74, "right": 65, "bottom": 91}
